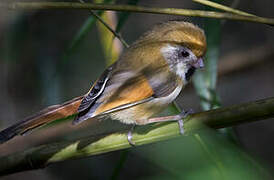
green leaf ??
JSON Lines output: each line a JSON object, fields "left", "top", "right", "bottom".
{"left": 193, "top": 1, "right": 221, "bottom": 110}
{"left": 62, "top": 16, "right": 97, "bottom": 60}
{"left": 62, "top": 0, "right": 113, "bottom": 61}
{"left": 138, "top": 129, "right": 271, "bottom": 180}
{"left": 115, "top": 0, "right": 139, "bottom": 33}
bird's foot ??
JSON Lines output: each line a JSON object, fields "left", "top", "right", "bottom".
{"left": 127, "top": 125, "right": 136, "bottom": 146}
{"left": 177, "top": 109, "right": 194, "bottom": 135}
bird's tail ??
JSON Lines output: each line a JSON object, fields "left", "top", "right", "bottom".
{"left": 0, "top": 96, "right": 83, "bottom": 144}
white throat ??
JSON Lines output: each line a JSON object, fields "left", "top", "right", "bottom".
{"left": 160, "top": 44, "right": 188, "bottom": 84}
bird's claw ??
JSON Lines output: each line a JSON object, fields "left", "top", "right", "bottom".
{"left": 179, "top": 109, "right": 194, "bottom": 118}
{"left": 177, "top": 109, "right": 194, "bottom": 135}
{"left": 177, "top": 119, "right": 184, "bottom": 134}
{"left": 127, "top": 125, "right": 136, "bottom": 146}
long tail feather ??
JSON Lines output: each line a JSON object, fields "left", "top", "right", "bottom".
{"left": 0, "top": 96, "right": 83, "bottom": 144}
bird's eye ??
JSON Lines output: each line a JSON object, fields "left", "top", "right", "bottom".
{"left": 181, "top": 50, "right": 189, "bottom": 57}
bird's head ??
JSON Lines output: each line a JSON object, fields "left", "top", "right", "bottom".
{"left": 129, "top": 21, "right": 207, "bottom": 83}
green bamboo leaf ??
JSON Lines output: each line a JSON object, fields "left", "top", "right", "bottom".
{"left": 62, "top": 16, "right": 97, "bottom": 59}
{"left": 115, "top": 0, "right": 139, "bottom": 33}
{"left": 140, "top": 129, "right": 271, "bottom": 180}
{"left": 62, "top": 0, "right": 113, "bottom": 60}
{"left": 191, "top": 0, "right": 224, "bottom": 177}
{"left": 192, "top": 2, "right": 268, "bottom": 177}
{"left": 193, "top": 1, "right": 221, "bottom": 110}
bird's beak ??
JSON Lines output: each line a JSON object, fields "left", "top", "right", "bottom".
{"left": 193, "top": 58, "right": 204, "bottom": 68}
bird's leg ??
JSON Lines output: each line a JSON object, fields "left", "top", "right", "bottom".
{"left": 127, "top": 110, "right": 193, "bottom": 146}
{"left": 146, "top": 109, "right": 193, "bottom": 135}
{"left": 177, "top": 109, "right": 193, "bottom": 134}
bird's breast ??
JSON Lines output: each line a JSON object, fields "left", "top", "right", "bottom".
{"left": 109, "top": 83, "right": 183, "bottom": 125}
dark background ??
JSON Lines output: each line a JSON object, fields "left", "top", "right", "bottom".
{"left": 0, "top": 0, "right": 274, "bottom": 179}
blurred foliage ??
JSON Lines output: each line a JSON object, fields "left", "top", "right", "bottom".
{"left": 115, "top": 0, "right": 139, "bottom": 34}
{"left": 137, "top": 128, "right": 270, "bottom": 180}
{"left": 193, "top": 0, "right": 221, "bottom": 110}
{"left": 95, "top": 0, "right": 122, "bottom": 65}
{"left": 62, "top": 0, "right": 113, "bottom": 61}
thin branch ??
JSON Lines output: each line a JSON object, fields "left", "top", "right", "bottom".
{"left": 1, "top": 97, "right": 274, "bottom": 176}
{"left": 1, "top": 2, "right": 274, "bottom": 25}
{"left": 78, "top": 0, "right": 129, "bottom": 48}
{"left": 90, "top": 10, "right": 129, "bottom": 48}
{"left": 192, "top": 0, "right": 256, "bottom": 17}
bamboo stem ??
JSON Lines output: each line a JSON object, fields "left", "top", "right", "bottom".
{"left": 192, "top": 0, "right": 256, "bottom": 17}
{"left": 1, "top": 2, "right": 274, "bottom": 25}
{"left": 1, "top": 97, "right": 274, "bottom": 176}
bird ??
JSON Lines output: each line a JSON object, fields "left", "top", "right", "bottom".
{"left": 0, "top": 20, "right": 206, "bottom": 144}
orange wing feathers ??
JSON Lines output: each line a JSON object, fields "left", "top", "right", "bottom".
{"left": 94, "top": 75, "right": 154, "bottom": 115}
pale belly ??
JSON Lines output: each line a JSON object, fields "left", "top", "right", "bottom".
{"left": 109, "top": 84, "right": 183, "bottom": 125}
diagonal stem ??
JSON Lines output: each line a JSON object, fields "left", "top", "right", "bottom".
{"left": 79, "top": 0, "right": 129, "bottom": 48}
{"left": 192, "top": 0, "right": 256, "bottom": 17}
